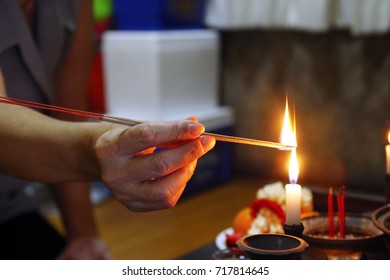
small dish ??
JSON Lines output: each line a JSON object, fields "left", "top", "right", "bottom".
{"left": 371, "top": 204, "right": 390, "bottom": 235}
{"left": 302, "top": 214, "right": 383, "bottom": 248}
{"left": 371, "top": 204, "right": 390, "bottom": 252}
{"left": 236, "top": 233, "right": 309, "bottom": 260}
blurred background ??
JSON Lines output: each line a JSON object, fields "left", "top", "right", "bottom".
{"left": 86, "top": 0, "right": 390, "bottom": 199}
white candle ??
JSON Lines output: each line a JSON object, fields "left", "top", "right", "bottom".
{"left": 285, "top": 148, "right": 301, "bottom": 225}
{"left": 285, "top": 183, "right": 302, "bottom": 225}
{"left": 280, "top": 98, "right": 301, "bottom": 225}
{"left": 386, "top": 131, "right": 390, "bottom": 175}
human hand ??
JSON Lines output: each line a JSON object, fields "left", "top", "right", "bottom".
{"left": 95, "top": 119, "right": 216, "bottom": 212}
{"left": 57, "top": 236, "right": 112, "bottom": 260}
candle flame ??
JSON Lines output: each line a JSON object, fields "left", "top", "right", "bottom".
{"left": 280, "top": 98, "right": 297, "bottom": 148}
{"left": 388, "top": 130, "right": 390, "bottom": 144}
{"left": 289, "top": 148, "right": 299, "bottom": 184}
{"left": 280, "top": 97, "right": 299, "bottom": 184}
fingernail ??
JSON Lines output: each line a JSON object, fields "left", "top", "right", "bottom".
{"left": 201, "top": 136, "right": 216, "bottom": 151}
{"left": 188, "top": 122, "right": 205, "bottom": 136}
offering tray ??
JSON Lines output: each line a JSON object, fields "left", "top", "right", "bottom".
{"left": 302, "top": 213, "right": 383, "bottom": 248}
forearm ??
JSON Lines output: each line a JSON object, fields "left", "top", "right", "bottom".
{"left": 55, "top": 0, "right": 93, "bottom": 113}
{"left": 0, "top": 103, "right": 109, "bottom": 183}
{"left": 52, "top": 181, "right": 113, "bottom": 260}
{"left": 51, "top": 182, "right": 98, "bottom": 239}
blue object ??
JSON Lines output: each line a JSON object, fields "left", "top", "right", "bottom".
{"left": 113, "top": 0, "right": 208, "bottom": 30}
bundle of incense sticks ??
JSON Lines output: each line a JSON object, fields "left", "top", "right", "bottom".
{"left": 0, "top": 96, "right": 295, "bottom": 150}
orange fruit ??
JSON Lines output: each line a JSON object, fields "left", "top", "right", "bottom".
{"left": 232, "top": 207, "right": 253, "bottom": 235}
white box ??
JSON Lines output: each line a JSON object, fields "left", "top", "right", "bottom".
{"left": 102, "top": 29, "right": 220, "bottom": 121}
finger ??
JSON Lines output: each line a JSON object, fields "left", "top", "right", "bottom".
{"left": 186, "top": 116, "right": 199, "bottom": 122}
{"left": 114, "top": 136, "right": 215, "bottom": 183}
{"left": 158, "top": 117, "right": 199, "bottom": 149}
{"left": 115, "top": 120, "right": 205, "bottom": 156}
{"left": 124, "top": 160, "right": 198, "bottom": 212}
{"left": 157, "top": 116, "right": 201, "bottom": 149}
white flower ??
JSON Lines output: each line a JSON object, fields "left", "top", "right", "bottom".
{"left": 256, "top": 181, "right": 286, "bottom": 205}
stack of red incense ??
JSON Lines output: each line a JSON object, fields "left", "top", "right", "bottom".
{"left": 328, "top": 186, "right": 345, "bottom": 238}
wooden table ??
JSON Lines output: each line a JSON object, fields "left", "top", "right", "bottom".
{"left": 46, "top": 175, "right": 388, "bottom": 260}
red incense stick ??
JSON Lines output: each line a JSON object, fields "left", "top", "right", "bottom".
{"left": 0, "top": 96, "right": 104, "bottom": 120}
{"left": 328, "top": 187, "right": 335, "bottom": 238}
{"left": 337, "top": 186, "right": 345, "bottom": 238}
{"left": 0, "top": 96, "right": 295, "bottom": 149}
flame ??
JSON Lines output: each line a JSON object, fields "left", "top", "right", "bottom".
{"left": 280, "top": 98, "right": 297, "bottom": 148}
{"left": 388, "top": 130, "right": 390, "bottom": 144}
{"left": 289, "top": 148, "right": 299, "bottom": 184}
{"left": 280, "top": 97, "right": 299, "bottom": 184}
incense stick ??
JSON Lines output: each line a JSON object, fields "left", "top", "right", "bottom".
{"left": 0, "top": 96, "right": 295, "bottom": 149}
{"left": 103, "top": 115, "right": 294, "bottom": 149}
{"left": 328, "top": 187, "right": 335, "bottom": 238}
{"left": 202, "top": 132, "right": 293, "bottom": 149}
{"left": 337, "top": 186, "right": 346, "bottom": 239}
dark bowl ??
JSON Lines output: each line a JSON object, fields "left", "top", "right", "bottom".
{"left": 371, "top": 204, "right": 390, "bottom": 251}
{"left": 371, "top": 204, "right": 390, "bottom": 235}
{"left": 236, "top": 234, "right": 309, "bottom": 260}
{"left": 302, "top": 213, "right": 383, "bottom": 249}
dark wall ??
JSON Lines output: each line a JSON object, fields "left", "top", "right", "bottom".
{"left": 219, "top": 29, "right": 390, "bottom": 195}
